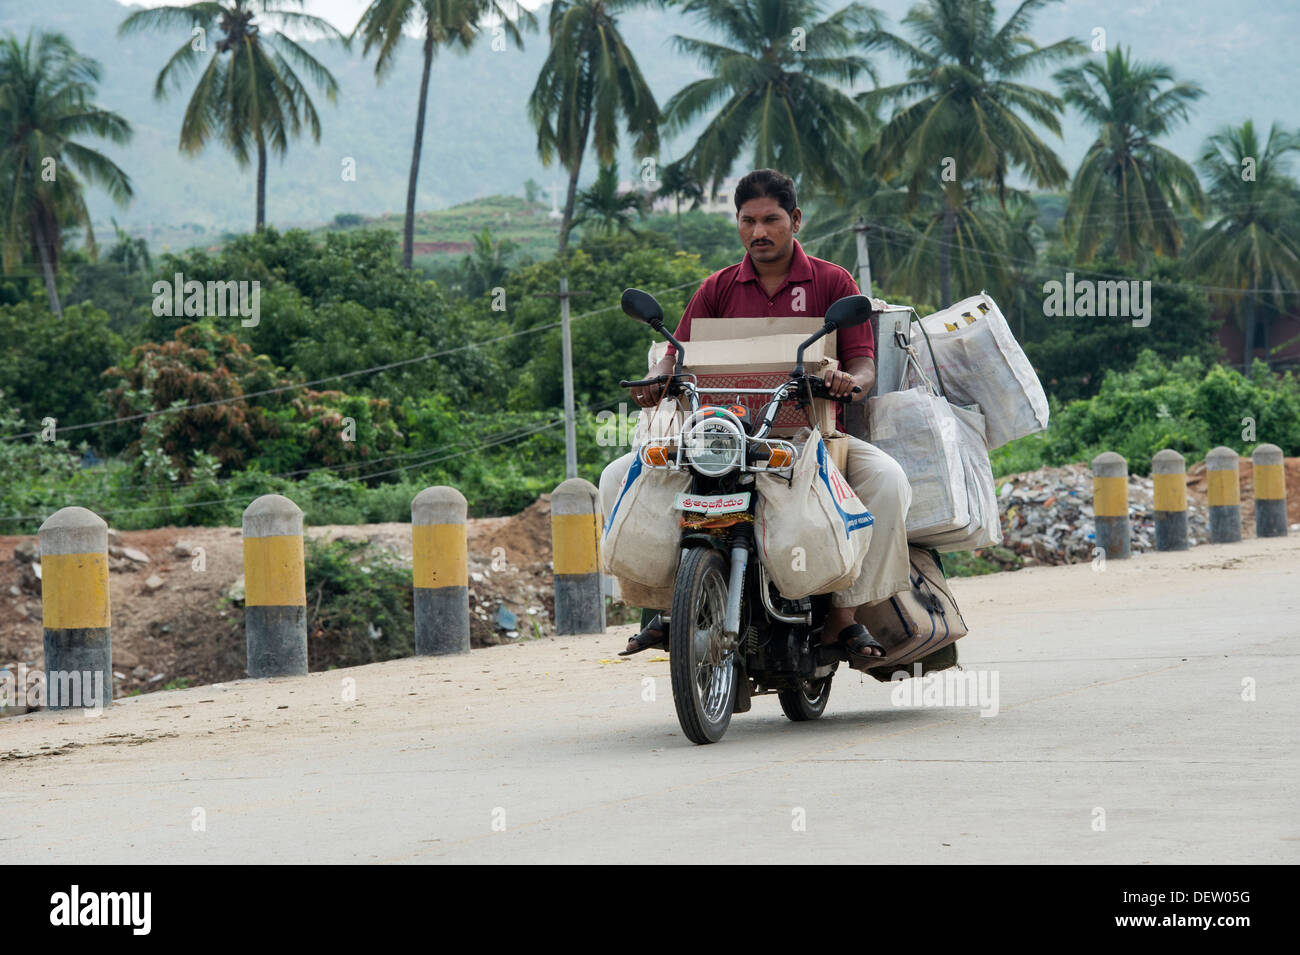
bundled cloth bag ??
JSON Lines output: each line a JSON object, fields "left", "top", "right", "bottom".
{"left": 631, "top": 394, "right": 685, "bottom": 452}
{"left": 857, "top": 545, "right": 969, "bottom": 681}
{"left": 755, "top": 430, "right": 874, "bottom": 599}
{"left": 869, "top": 348, "right": 1001, "bottom": 552}
{"left": 602, "top": 450, "right": 690, "bottom": 593}
{"left": 913, "top": 292, "right": 1049, "bottom": 449}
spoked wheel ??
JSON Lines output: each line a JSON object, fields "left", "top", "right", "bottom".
{"left": 669, "top": 547, "right": 737, "bottom": 744}
{"left": 778, "top": 677, "right": 832, "bottom": 721}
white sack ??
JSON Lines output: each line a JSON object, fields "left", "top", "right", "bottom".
{"left": 868, "top": 386, "right": 970, "bottom": 538}
{"left": 755, "top": 431, "right": 874, "bottom": 599}
{"left": 602, "top": 453, "right": 689, "bottom": 590}
{"left": 914, "top": 292, "right": 1049, "bottom": 449}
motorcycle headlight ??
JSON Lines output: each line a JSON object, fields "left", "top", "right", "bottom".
{"left": 684, "top": 415, "right": 744, "bottom": 476}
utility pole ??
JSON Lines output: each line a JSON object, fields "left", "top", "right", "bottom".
{"left": 538, "top": 278, "right": 593, "bottom": 479}
{"left": 853, "top": 217, "right": 873, "bottom": 296}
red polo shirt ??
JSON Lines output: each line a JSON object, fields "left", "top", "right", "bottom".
{"left": 667, "top": 239, "right": 874, "bottom": 361}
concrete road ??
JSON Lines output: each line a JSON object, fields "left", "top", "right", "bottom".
{"left": 3, "top": 537, "right": 1297, "bottom": 864}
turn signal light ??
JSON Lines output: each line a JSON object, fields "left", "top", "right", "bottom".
{"left": 644, "top": 444, "right": 671, "bottom": 467}
{"left": 766, "top": 448, "right": 793, "bottom": 469}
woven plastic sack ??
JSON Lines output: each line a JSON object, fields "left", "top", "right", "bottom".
{"left": 602, "top": 452, "right": 689, "bottom": 590}
{"left": 913, "top": 293, "right": 1048, "bottom": 449}
{"left": 755, "top": 431, "right": 874, "bottom": 599}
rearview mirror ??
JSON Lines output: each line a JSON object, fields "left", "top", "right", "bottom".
{"left": 621, "top": 288, "right": 664, "bottom": 327}
{"left": 824, "top": 294, "right": 876, "bottom": 331}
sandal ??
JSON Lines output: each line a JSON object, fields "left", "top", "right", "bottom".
{"left": 619, "top": 614, "right": 668, "bottom": 656}
{"left": 837, "top": 623, "right": 887, "bottom": 665}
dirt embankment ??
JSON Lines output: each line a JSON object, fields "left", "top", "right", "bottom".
{"left": 1, "top": 496, "right": 559, "bottom": 705}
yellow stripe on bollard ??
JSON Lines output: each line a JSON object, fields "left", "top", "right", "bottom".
{"left": 244, "top": 534, "right": 306, "bottom": 607}
{"left": 1093, "top": 476, "right": 1128, "bottom": 517}
{"left": 1255, "top": 463, "right": 1286, "bottom": 501}
{"left": 552, "top": 513, "right": 600, "bottom": 575}
{"left": 1152, "top": 472, "right": 1187, "bottom": 512}
{"left": 412, "top": 523, "right": 468, "bottom": 589}
{"left": 1207, "top": 469, "right": 1241, "bottom": 507}
{"left": 41, "top": 552, "right": 110, "bottom": 629}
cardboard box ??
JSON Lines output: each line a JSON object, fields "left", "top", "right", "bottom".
{"left": 650, "top": 336, "right": 837, "bottom": 433}
{"left": 689, "top": 316, "right": 836, "bottom": 360}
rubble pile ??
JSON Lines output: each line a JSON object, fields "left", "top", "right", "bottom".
{"left": 996, "top": 464, "right": 1212, "bottom": 566}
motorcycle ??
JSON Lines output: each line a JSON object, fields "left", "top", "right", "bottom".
{"left": 618, "top": 287, "right": 878, "bottom": 744}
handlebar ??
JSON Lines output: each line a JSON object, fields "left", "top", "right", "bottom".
{"left": 621, "top": 373, "right": 861, "bottom": 403}
{"left": 804, "top": 377, "right": 863, "bottom": 403}
{"left": 619, "top": 375, "right": 672, "bottom": 388}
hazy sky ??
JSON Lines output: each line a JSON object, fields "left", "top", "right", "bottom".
{"left": 114, "top": 0, "right": 548, "bottom": 35}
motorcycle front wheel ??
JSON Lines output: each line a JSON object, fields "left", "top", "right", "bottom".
{"left": 670, "top": 547, "right": 737, "bottom": 744}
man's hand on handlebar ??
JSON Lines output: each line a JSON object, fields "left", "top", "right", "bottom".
{"left": 628, "top": 355, "right": 678, "bottom": 408}
{"left": 822, "top": 368, "right": 861, "bottom": 400}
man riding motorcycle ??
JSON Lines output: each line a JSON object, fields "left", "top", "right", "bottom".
{"left": 598, "top": 168, "right": 913, "bottom": 665}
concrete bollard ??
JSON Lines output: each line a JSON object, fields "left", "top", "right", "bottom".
{"left": 242, "top": 494, "right": 308, "bottom": 677}
{"left": 1206, "top": 447, "right": 1242, "bottom": 544}
{"left": 1252, "top": 443, "right": 1288, "bottom": 538}
{"left": 1091, "top": 451, "right": 1131, "bottom": 560}
{"left": 39, "top": 507, "right": 112, "bottom": 710}
{"left": 411, "top": 486, "right": 470, "bottom": 655}
{"left": 1151, "top": 449, "right": 1189, "bottom": 551}
{"left": 551, "top": 478, "right": 605, "bottom": 635}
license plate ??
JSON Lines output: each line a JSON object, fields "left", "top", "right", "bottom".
{"left": 674, "top": 491, "right": 751, "bottom": 514}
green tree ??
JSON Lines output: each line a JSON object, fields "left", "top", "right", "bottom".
{"left": 527, "top": 0, "right": 661, "bottom": 256}
{"left": 352, "top": 0, "right": 535, "bottom": 269}
{"left": 663, "top": 0, "right": 877, "bottom": 194}
{"left": 654, "top": 158, "right": 705, "bottom": 250}
{"left": 866, "top": 0, "right": 1082, "bottom": 305}
{"left": 119, "top": 0, "right": 343, "bottom": 232}
{"left": 1186, "top": 120, "right": 1300, "bottom": 370}
{"left": 457, "top": 226, "right": 519, "bottom": 298}
{"left": 573, "top": 162, "right": 649, "bottom": 237}
{"left": 1054, "top": 46, "right": 1205, "bottom": 265}
{"left": 0, "top": 30, "right": 132, "bottom": 315}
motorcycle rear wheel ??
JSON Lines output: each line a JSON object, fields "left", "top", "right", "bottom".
{"left": 778, "top": 678, "right": 832, "bottom": 721}
{"left": 670, "top": 547, "right": 736, "bottom": 744}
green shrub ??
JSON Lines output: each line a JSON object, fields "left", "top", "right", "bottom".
{"left": 302, "top": 537, "right": 414, "bottom": 670}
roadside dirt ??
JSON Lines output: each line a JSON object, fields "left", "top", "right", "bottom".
{"left": 1, "top": 495, "right": 560, "bottom": 706}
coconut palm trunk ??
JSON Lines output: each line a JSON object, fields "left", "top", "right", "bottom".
{"left": 1243, "top": 296, "right": 1258, "bottom": 373}
{"left": 403, "top": 30, "right": 436, "bottom": 270}
{"left": 30, "top": 213, "right": 62, "bottom": 316}
{"left": 939, "top": 198, "right": 955, "bottom": 308}
{"left": 256, "top": 136, "right": 268, "bottom": 232}
{"left": 557, "top": 106, "right": 592, "bottom": 257}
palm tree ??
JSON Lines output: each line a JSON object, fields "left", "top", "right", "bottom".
{"left": 1186, "top": 120, "right": 1300, "bottom": 370}
{"left": 353, "top": 0, "right": 535, "bottom": 270}
{"left": 664, "top": 0, "right": 878, "bottom": 195}
{"left": 458, "top": 225, "right": 519, "bottom": 297}
{"left": 866, "top": 0, "right": 1083, "bottom": 306}
{"left": 653, "top": 159, "right": 704, "bottom": 249}
{"left": 106, "top": 218, "right": 153, "bottom": 274}
{"left": 573, "top": 162, "right": 649, "bottom": 236}
{"left": 528, "top": 0, "right": 660, "bottom": 257}
{"left": 1054, "top": 46, "right": 1204, "bottom": 265}
{"left": 0, "top": 31, "right": 132, "bottom": 316}
{"left": 119, "top": 0, "right": 343, "bottom": 232}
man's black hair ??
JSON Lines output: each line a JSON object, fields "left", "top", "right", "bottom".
{"left": 734, "top": 169, "right": 797, "bottom": 217}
